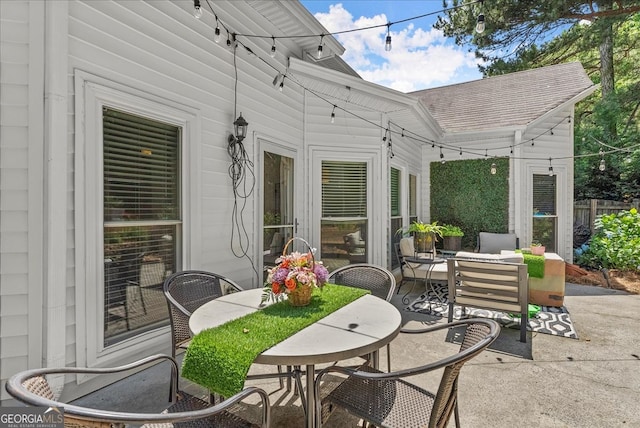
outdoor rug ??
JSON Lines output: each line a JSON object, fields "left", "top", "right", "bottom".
{"left": 405, "top": 284, "right": 578, "bottom": 339}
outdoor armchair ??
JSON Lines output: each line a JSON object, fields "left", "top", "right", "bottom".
{"left": 328, "top": 263, "right": 397, "bottom": 372}
{"left": 315, "top": 318, "right": 500, "bottom": 428}
{"left": 5, "top": 354, "right": 271, "bottom": 428}
{"left": 447, "top": 257, "right": 529, "bottom": 342}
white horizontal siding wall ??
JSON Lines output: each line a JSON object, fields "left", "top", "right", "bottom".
{"left": 65, "top": 0, "right": 306, "bottom": 385}
{"left": 519, "top": 109, "right": 574, "bottom": 261}
{"left": 0, "top": 0, "right": 45, "bottom": 403}
{"left": 304, "top": 92, "right": 391, "bottom": 264}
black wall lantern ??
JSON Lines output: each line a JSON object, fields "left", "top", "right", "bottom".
{"left": 232, "top": 113, "right": 248, "bottom": 143}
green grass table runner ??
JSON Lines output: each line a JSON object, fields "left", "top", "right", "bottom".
{"left": 515, "top": 251, "right": 545, "bottom": 279}
{"left": 522, "top": 254, "right": 545, "bottom": 278}
{"left": 181, "top": 284, "right": 370, "bottom": 397}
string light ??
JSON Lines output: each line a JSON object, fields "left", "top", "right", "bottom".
{"left": 270, "top": 36, "right": 276, "bottom": 57}
{"left": 197, "top": 4, "right": 613, "bottom": 169}
{"left": 548, "top": 158, "right": 554, "bottom": 176}
{"left": 490, "top": 162, "right": 497, "bottom": 175}
{"left": 385, "top": 24, "right": 392, "bottom": 51}
{"left": 317, "top": 35, "right": 324, "bottom": 59}
{"left": 202, "top": 0, "right": 484, "bottom": 58}
{"left": 214, "top": 17, "right": 221, "bottom": 43}
{"left": 330, "top": 105, "right": 336, "bottom": 123}
{"left": 440, "top": 147, "right": 445, "bottom": 163}
{"left": 459, "top": 147, "right": 463, "bottom": 159}
{"left": 476, "top": 13, "right": 485, "bottom": 33}
{"left": 484, "top": 148, "right": 488, "bottom": 159}
{"left": 193, "top": 0, "right": 203, "bottom": 19}
{"left": 599, "top": 149, "right": 606, "bottom": 171}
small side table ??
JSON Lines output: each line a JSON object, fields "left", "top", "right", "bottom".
{"left": 437, "top": 249, "right": 458, "bottom": 259}
{"left": 402, "top": 257, "right": 445, "bottom": 305}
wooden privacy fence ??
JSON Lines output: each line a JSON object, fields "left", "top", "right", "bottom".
{"left": 574, "top": 199, "right": 640, "bottom": 233}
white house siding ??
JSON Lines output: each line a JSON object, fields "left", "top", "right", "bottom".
{"left": 423, "top": 107, "right": 575, "bottom": 262}
{"left": 0, "top": 0, "right": 45, "bottom": 403}
{"left": 519, "top": 108, "right": 575, "bottom": 262}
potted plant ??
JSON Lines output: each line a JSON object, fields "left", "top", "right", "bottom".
{"left": 441, "top": 224, "right": 464, "bottom": 251}
{"left": 397, "top": 221, "right": 443, "bottom": 255}
{"left": 530, "top": 241, "right": 546, "bottom": 256}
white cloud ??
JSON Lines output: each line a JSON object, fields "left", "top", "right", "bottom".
{"left": 312, "top": 3, "right": 482, "bottom": 92}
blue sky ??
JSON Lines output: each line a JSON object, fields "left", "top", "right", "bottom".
{"left": 300, "top": 1, "right": 484, "bottom": 92}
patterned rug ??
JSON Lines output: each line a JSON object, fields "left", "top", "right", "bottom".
{"left": 405, "top": 284, "right": 578, "bottom": 339}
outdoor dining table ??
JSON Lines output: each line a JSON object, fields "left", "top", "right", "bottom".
{"left": 188, "top": 287, "right": 402, "bottom": 428}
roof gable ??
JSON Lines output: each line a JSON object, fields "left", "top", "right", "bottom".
{"left": 411, "top": 62, "right": 595, "bottom": 133}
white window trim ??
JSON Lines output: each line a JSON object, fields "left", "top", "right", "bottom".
{"left": 310, "top": 146, "right": 384, "bottom": 264}
{"left": 525, "top": 162, "right": 567, "bottom": 256}
{"left": 74, "top": 70, "right": 201, "bottom": 370}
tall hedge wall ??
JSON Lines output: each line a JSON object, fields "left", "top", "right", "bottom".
{"left": 430, "top": 157, "right": 510, "bottom": 249}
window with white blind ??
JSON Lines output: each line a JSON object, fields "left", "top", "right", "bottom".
{"left": 532, "top": 174, "right": 557, "bottom": 252}
{"left": 321, "top": 161, "right": 367, "bottom": 270}
{"left": 390, "top": 168, "right": 402, "bottom": 269}
{"left": 103, "top": 108, "right": 179, "bottom": 346}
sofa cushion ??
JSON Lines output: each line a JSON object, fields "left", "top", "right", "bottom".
{"left": 455, "top": 251, "right": 524, "bottom": 264}
{"left": 477, "top": 232, "right": 518, "bottom": 254}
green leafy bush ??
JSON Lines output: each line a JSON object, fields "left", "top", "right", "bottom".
{"left": 577, "top": 208, "right": 640, "bottom": 270}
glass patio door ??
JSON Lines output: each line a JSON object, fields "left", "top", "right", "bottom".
{"left": 262, "top": 149, "right": 296, "bottom": 277}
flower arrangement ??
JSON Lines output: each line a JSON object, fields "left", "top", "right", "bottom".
{"left": 262, "top": 241, "right": 329, "bottom": 305}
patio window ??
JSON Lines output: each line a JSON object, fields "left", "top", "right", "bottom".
{"left": 409, "top": 173, "right": 417, "bottom": 224}
{"left": 321, "top": 161, "right": 367, "bottom": 270}
{"left": 532, "top": 174, "right": 557, "bottom": 252}
{"left": 103, "top": 108, "right": 179, "bottom": 346}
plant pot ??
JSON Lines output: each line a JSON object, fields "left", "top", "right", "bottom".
{"left": 443, "top": 236, "right": 462, "bottom": 251}
{"left": 413, "top": 232, "right": 436, "bottom": 254}
{"left": 530, "top": 246, "right": 545, "bottom": 256}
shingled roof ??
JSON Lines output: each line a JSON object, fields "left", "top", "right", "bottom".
{"left": 411, "top": 62, "right": 595, "bottom": 133}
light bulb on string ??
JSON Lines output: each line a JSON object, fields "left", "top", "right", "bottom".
{"left": 317, "top": 35, "right": 324, "bottom": 59}
{"left": 440, "top": 147, "right": 445, "bottom": 164}
{"left": 193, "top": 0, "right": 203, "bottom": 19}
{"left": 490, "top": 163, "right": 497, "bottom": 175}
{"left": 548, "top": 158, "right": 554, "bottom": 176}
{"left": 598, "top": 149, "right": 606, "bottom": 171}
{"left": 270, "top": 37, "right": 276, "bottom": 58}
{"left": 330, "top": 105, "right": 336, "bottom": 123}
{"left": 476, "top": 13, "right": 485, "bottom": 33}
{"left": 385, "top": 24, "right": 392, "bottom": 51}
{"left": 214, "top": 19, "right": 221, "bottom": 43}
{"left": 459, "top": 147, "right": 463, "bottom": 159}
{"left": 484, "top": 149, "right": 488, "bottom": 160}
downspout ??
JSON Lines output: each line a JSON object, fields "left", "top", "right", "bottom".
{"left": 43, "top": 0, "right": 68, "bottom": 369}
{"left": 512, "top": 130, "right": 523, "bottom": 241}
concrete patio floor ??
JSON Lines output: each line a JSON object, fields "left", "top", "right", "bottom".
{"left": 72, "top": 282, "right": 640, "bottom": 427}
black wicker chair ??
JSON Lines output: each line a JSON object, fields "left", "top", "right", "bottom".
{"left": 5, "top": 354, "right": 270, "bottom": 428}
{"left": 328, "top": 263, "right": 396, "bottom": 372}
{"left": 316, "top": 318, "right": 500, "bottom": 428}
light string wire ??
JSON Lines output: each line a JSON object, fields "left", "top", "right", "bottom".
{"left": 226, "top": 40, "right": 260, "bottom": 281}
{"left": 203, "top": 0, "right": 636, "bottom": 167}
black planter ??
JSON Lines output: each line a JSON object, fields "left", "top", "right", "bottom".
{"left": 443, "top": 236, "right": 462, "bottom": 251}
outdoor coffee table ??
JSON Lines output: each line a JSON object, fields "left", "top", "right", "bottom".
{"left": 189, "top": 288, "right": 402, "bottom": 428}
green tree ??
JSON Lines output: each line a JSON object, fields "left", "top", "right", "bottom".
{"left": 436, "top": 1, "right": 640, "bottom": 200}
